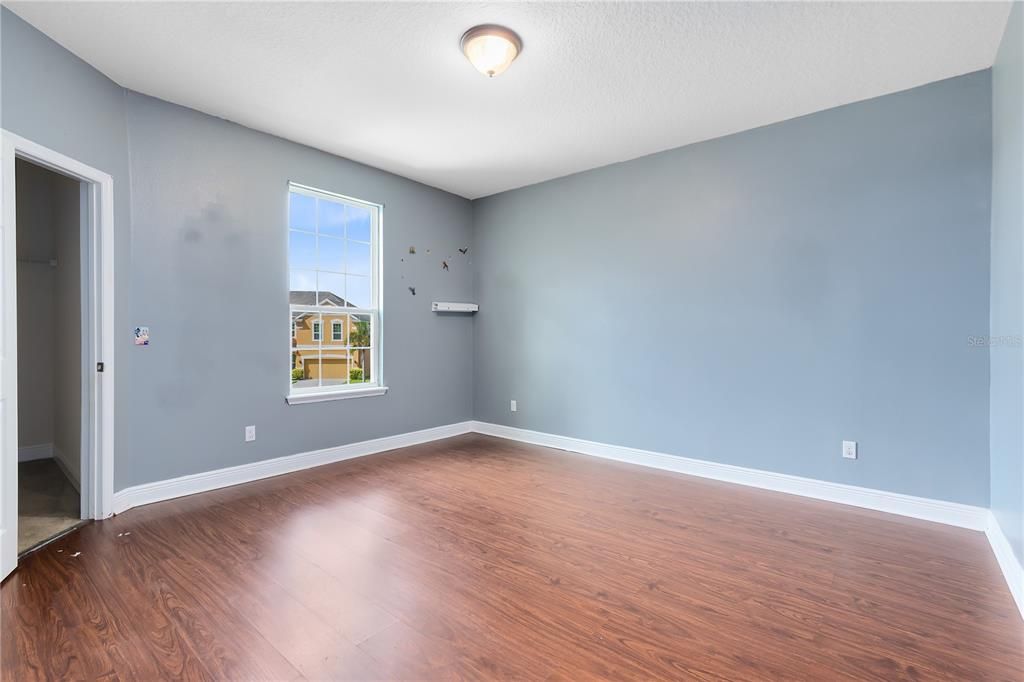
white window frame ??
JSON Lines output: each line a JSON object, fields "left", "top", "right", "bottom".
{"left": 331, "top": 319, "right": 343, "bottom": 342}
{"left": 312, "top": 320, "right": 322, "bottom": 342}
{"left": 286, "top": 182, "right": 385, "bottom": 404}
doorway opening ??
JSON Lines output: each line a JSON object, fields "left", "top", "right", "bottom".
{"left": 14, "top": 158, "right": 88, "bottom": 554}
{"left": 1, "top": 132, "right": 115, "bottom": 582}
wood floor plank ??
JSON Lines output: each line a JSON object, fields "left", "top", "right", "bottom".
{"left": 2, "top": 433, "right": 1021, "bottom": 680}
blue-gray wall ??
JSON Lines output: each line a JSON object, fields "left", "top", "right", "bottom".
{"left": 990, "top": 1, "right": 1024, "bottom": 562}
{"left": 2, "top": 7, "right": 1006, "bottom": 510}
{"left": 2, "top": 9, "right": 475, "bottom": 490}
{"left": 1, "top": 8, "right": 136, "bottom": 488}
{"left": 473, "top": 72, "right": 993, "bottom": 506}
{"left": 120, "top": 93, "right": 474, "bottom": 488}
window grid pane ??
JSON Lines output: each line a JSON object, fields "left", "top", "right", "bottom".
{"left": 289, "top": 186, "right": 379, "bottom": 393}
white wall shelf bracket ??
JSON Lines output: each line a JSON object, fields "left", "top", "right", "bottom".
{"left": 432, "top": 302, "right": 478, "bottom": 313}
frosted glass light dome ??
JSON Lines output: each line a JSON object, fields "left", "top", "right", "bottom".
{"left": 461, "top": 25, "right": 522, "bottom": 78}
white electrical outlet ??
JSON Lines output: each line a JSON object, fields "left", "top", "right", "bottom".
{"left": 510, "top": 399, "right": 517, "bottom": 412}
{"left": 842, "top": 440, "right": 857, "bottom": 459}
{"left": 245, "top": 425, "right": 256, "bottom": 442}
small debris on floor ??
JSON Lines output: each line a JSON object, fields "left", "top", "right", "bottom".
{"left": 56, "top": 549, "right": 63, "bottom": 553}
{"left": 117, "top": 531, "right": 132, "bottom": 537}
{"left": 442, "top": 260, "right": 449, "bottom": 271}
{"left": 408, "top": 246, "right": 416, "bottom": 254}
{"left": 458, "top": 247, "right": 468, "bottom": 255}
{"left": 69, "top": 552, "right": 81, "bottom": 558}
{"left": 408, "top": 286, "right": 416, "bottom": 295}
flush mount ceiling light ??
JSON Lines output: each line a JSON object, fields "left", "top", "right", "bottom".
{"left": 460, "top": 24, "right": 522, "bottom": 78}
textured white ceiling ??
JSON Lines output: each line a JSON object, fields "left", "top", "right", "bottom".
{"left": 6, "top": 2, "right": 1012, "bottom": 199}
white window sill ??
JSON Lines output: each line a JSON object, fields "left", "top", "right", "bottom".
{"left": 286, "top": 386, "right": 388, "bottom": 405}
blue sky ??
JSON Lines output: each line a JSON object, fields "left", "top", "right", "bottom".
{"left": 288, "top": 191, "right": 372, "bottom": 307}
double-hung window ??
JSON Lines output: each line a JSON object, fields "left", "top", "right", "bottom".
{"left": 287, "top": 183, "right": 383, "bottom": 403}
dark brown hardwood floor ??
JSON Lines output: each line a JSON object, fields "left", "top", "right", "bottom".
{"left": 2, "top": 433, "right": 1022, "bottom": 680}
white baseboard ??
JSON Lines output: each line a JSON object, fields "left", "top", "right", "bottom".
{"left": 109, "top": 419, "right": 989, "bottom": 531}
{"left": 112, "top": 421, "right": 474, "bottom": 514}
{"left": 52, "top": 445, "right": 81, "bottom": 494}
{"left": 986, "top": 512, "right": 1024, "bottom": 621}
{"left": 18, "top": 443, "right": 53, "bottom": 462}
{"left": 470, "top": 421, "right": 990, "bottom": 531}
{"left": 473, "top": 421, "right": 1024, "bottom": 615}
{"left": 106, "top": 418, "right": 1019, "bottom": 620}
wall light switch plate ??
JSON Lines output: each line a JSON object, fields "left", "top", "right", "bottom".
{"left": 245, "top": 425, "right": 256, "bottom": 442}
{"left": 510, "top": 400, "right": 517, "bottom": 412}
{"left": 842, "top": 440, "right": 857, "bottom": 459}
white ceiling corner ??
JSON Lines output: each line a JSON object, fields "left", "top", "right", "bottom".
{"left": 6, "top": 1, "right": 1012, "bottom": 199}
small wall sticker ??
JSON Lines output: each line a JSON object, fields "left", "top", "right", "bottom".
{"left": 134, "top": 326, "right": 150, "bottom": 346}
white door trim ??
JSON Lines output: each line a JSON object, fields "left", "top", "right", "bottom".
{"left": 0, "top": 130, "right": 115, "bottom": 581}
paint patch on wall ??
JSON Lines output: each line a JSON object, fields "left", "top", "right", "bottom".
{"left": 134, "top": 326, "right": 150, "bottom": 345}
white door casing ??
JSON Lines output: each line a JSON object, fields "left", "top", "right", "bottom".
{"left": 0, "top": 131, "right": 114, "bottom": 581}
